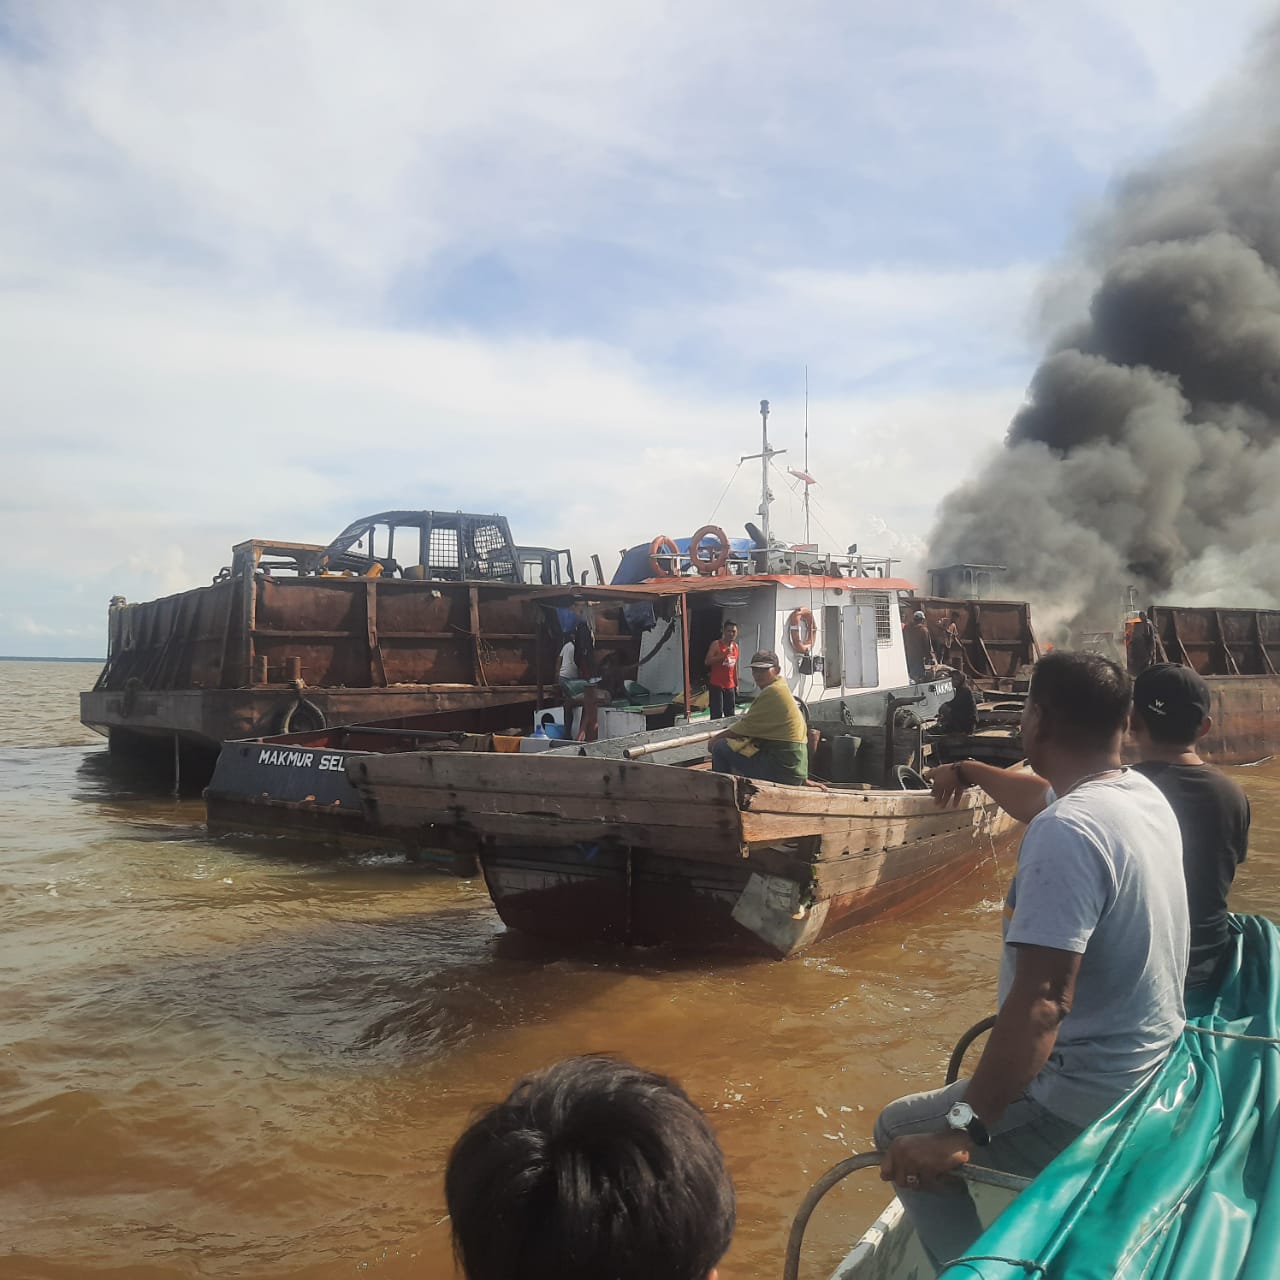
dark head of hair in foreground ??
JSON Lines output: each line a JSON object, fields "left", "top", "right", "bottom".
{"left": 445, "top": 1055, "right": 735, "bottom": 1280}
{"left": 1028, "top": 650, "right": 1132, "bottom": 752}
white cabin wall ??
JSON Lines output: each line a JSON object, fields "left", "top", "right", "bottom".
{"left": 633, "top": 583, "right": 913, "bottom": 705}
{"left": 725, "top": 593, "right": 777, "bottom": 694}
{"left": 771, "top": 584, "right": 911, "bottom": 705}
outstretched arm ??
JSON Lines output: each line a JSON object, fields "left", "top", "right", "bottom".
{"left": 928, "top": 759, "right": 1050, "bottom": 823}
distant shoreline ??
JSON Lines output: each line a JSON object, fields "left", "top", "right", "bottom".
{"left": 0, "top": 656, "right": 104, "bottom": 664}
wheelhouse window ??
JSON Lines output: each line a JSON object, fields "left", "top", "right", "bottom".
{"left": 874, "top": 594, "right": 893, "bottom": 646}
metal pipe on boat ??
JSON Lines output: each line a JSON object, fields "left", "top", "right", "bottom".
{"left": 946, "top": 1015, "right": 998, "bottom": 1084}
{"left": 679, "top": 594, "right": 692, "bottom": 721}
{"left": 781, "top": 1152, "right": 1030, "bottom": 1280}
{"left": 623, "top": 729, "right": 720, "bottom": 760}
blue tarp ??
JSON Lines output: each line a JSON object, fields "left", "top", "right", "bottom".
{"left": 941, "top": 913, "right": 1280, "bottom": 1279}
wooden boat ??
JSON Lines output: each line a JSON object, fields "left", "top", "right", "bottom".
{"left": 807, "top": 913, "right": 1280, "bottom": 1279}
{"left": 345, "top": 746, "right": 1021, "bottom": 956}
{"left": 203, "top": 682, "right": 697, "bottom": 860}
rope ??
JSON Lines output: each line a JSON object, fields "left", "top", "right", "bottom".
{"left": 706, "top": 460, "right": 744, "bottom": 525}
{"left": 1184, "top": 1024, "right": 1280, "bottom": 1045}
{"left": 941, "top": 1255, "right": 1046, "bottom": 1276}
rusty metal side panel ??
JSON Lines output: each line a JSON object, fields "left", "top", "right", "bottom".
{"left": 1151, "top": 605, "right": 1280, "bottom": 677}
{"left": 94, "top": 579, "right": 239, "bottom": 692}
{"left": 94, "top": 573, "right": 637, "bottom": 697}
{"left": 1201, "top": 675, "right": 1280, "bottom": 764}
{"left": 250, "top": 578, "right": 558, "bottom": 688}
{"left": 902, "top": 596, "right": 1038, "bottom": 679}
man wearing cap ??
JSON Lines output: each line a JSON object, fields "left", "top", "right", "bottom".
{"left": 709, "top": 650, "right": 808, "bottom": 785}
{"left": 1130, "top": 663, "right": 1251, "bottom": 989}
{"left": 903, "top": 609, "right": 935, "bottom": 683}
{"left": 930, "top": 660, "right": 1250, "bottom": 992}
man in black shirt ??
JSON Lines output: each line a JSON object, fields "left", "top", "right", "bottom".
{"left": 1129, "top": 663, "right": 1251, "bottom": 988}
{"left": 937, "top": 670, "right": 978, "bottom": 734}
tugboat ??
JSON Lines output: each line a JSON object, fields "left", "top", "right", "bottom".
{"left": 344, "top": 403, "right": 1033, "bottom": 938}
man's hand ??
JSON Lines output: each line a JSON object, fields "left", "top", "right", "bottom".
{"left": 927, "top": 763, "right": 970, "bottom": 809}
{"left": 879, "top": 1131, "right": 971, "bottom": 1192}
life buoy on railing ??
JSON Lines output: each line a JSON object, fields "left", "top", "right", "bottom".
{"left": 688, "top": 524, "right": 730, "bottom": 576}
{"left": 787, "top": 607, "right": 816, "bottom": 653}
{"left": 648, "top": 535, "right": 680, "bottom": 578}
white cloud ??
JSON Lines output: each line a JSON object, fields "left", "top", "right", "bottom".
{"left": 0, "top": 1, "right": 1272, "bottom": 654}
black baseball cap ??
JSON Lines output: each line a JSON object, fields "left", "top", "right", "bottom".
{"left": 1133, "top": 663, "right": 1212, "bottom": 740}
{"left": 749, "top": 649, "right": 780, "bottom": 670}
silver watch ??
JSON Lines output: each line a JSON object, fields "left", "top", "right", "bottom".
{"left": 946, "top": 1101, "right": 990, "bottom": 1146}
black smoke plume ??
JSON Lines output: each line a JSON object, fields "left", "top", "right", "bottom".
{"left": 927, "top": 27, "right": 1280, "bottom": 634}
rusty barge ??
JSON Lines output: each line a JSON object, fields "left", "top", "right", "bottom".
{"left": 1146, "top": 605, "right": 1280, "bottom": 765}
{"left": 79, "top": 510, "right": 592, "bottom": 782}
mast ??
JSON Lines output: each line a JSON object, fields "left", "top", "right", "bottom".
{"left": 803, "top": 367, "right": 810, "bottom": 545}
{"left": 742, "top": 399, "right": 785, "bottom": 556}
{"left": 760, "top": 398, "right": 772, "bottom": 548}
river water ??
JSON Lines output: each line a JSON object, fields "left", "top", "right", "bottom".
{"left": 2, "top": 659, "right": 1278, "bottom": 1280}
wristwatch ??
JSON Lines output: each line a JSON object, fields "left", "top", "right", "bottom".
{"left": 946, "top": 1101, "right": 990, "bottom": 1147}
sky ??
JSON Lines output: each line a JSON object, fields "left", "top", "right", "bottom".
{"left": 0, "top": 0, "right": 1275, "bottom": 657}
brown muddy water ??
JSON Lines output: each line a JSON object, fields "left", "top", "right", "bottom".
{"left": 2, "top": 658, "right": 1279, "bottom": 1280}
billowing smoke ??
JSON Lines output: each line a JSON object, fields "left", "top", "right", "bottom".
{"left": 927, "top": 27, "right": 1280, "bottom": 636}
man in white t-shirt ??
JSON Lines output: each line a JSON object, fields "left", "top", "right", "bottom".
{"left": 874, "top": 651, "right": 1189, "bottom": 1273}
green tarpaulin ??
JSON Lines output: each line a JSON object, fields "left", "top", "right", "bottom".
{"left": 941, "top": 914, "right": 1280, "bottom": 1279}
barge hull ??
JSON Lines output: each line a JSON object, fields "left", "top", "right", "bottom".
{"left": 86, "top": 684, "right": 543, "bottom": 776}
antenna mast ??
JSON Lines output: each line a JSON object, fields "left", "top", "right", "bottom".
{"left": 803, "top": 367, "right": 810, "bottom": 545}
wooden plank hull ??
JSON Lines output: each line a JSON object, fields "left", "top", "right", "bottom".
{"left": 347, "top": 753, "right": 1021, "bottom": 957}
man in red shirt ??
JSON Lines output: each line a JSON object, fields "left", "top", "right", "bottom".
{"left": 705, "top": 620, "right": 740, "bottom": 720}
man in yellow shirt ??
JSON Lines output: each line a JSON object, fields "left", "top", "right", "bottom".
{"left": 709, "top": 650, "right": 808, "bottom": 784}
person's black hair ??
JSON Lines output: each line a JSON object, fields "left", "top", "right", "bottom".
{"left": 953, "top": 670, "right": 967, "bottom": 686}
{"left": 445, "top": 1055, "right": 735, "bottom": 1280}
{"left": 1028, "top": 651, "right": 1131, "bottom": 752}
{"left": 722, "top": 619, "right": 738, "bottom": 630}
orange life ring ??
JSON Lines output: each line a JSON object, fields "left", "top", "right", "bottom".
{"left": 787, "top": 606, "right": 816, "bottom": 653}
{"left": 688, "top": 524, "right": 730, "bottom": 576}
{"left": 648, "top": 535, "right": 680, "bottom": 578}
